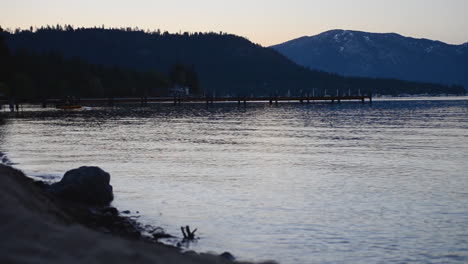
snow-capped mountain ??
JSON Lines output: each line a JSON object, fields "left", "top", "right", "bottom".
{"left": 271, "top": 30, "right": 467, "bottom": 90}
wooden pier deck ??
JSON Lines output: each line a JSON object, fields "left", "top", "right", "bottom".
{"left": 1, "top": 95, "right": 372, "bottom": 110}
{"left": 84, "top": 95, "right": 372, "bottom": 105}
{"left": 172, "top": 95, "right": 372, "bottom": 104}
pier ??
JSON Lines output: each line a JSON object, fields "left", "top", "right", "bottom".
{"left": 0, "top": 95, "right": 372, "bottom": 111}
{"left": 63, "top": 95, "right": 372, "bottom": 105}
{"left": 192, "top": 95, "right": 373, "bottom": 105}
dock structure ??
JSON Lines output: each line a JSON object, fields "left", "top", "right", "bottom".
{"left": 89, "top": 95, "right": 371, "bottom": 104}
{"left": 1, "top": 95, "right": 372, "bottom": 109}
{"left": 188, "top": 95, "right": 373, "bottom": 105}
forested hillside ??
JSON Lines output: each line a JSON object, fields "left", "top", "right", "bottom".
{"left": 2, "top": 26, "right": 464, "bottom": 97}
{"left": 0, "top": 33, "right": 201, "bottom": 98}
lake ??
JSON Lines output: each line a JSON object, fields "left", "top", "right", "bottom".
{"left": 1, "top": 97, "right": 467, "bottom": 264}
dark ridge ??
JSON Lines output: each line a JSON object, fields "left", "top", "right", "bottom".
{"left": 271, "top": 29, "right": 468, "bottom": 91}
{"left": 1, "top": 26, "right": 464, "bottom": 97}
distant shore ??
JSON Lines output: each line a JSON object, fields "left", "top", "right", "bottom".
{"left": 0, "top": 165, "right": 275, "bottom": 264}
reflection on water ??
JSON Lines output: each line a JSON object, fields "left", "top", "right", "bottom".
{"left": 1, "top": 98, "right": 467, "bottom": 264}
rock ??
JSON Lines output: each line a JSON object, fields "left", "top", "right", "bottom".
{"left": 48, "top": 166, "right": 113, "bottom": 206}
{"left": 101, "top": 207, "right": 119, "bottom": 216}
{"left": 220, "top": 252, "right": 235, "bottom": 261}
{"left": 152, "top": 232, "right": 173, "bottom": 240}
{"left": 121, "top": 210, "right": 131, "bottom": 214}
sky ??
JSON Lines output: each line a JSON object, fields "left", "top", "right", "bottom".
{"left": 1, "top": 0, "right": 467, "bottom": 46}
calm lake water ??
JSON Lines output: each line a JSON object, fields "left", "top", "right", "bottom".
{"left": 1, "top": 98, "right": 467, "bottom": 264}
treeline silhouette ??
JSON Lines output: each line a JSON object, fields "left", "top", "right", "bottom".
{"left": 1, "top": 25, "right": 465, "bottom": 98}
{"left": 0, "top": 33, "right": 201, "bottom": 99}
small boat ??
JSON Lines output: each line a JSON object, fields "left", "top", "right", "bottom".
{"left": 56, "top": 105, "right": 82, "bottom": 110}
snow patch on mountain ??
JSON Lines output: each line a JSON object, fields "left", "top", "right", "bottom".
{"left": 270, "top": 29, "right": 468, "bottom": 90}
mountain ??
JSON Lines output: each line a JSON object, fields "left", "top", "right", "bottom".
{"left": 1, "top": 27, "right": 464, "bottom": 97}
{"left": 271, "top": 29, "right": 468, "bottom": 90}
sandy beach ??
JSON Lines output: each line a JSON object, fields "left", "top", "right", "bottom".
{"left": 0, "top": 165, "right": 275, "bottom": 264}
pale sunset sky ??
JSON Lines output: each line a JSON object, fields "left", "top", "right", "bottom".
{"left": 1, "top": 0, "right": 467, "bottom": 46}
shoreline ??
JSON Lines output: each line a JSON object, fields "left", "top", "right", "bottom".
{"left": 0, "top": 165, "right": 276, "bottom": 264}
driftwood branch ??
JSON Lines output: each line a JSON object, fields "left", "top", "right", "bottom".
{"left": 180, "top": 225, "right": 197, "bottom": 240}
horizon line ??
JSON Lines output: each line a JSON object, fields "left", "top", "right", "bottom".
{"left": 1, "top": 24, "right": 467, "bottom": 47}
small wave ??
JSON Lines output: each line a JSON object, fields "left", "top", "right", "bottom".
{"left": 28, "top": 173, "right": 62, "bottom": 184}
{"left": 0, "top": 152, "right": 14, "bottom": 166}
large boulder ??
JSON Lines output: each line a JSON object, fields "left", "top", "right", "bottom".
{"left": 49, "top": 166, "right": 113, "bottom": 206}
